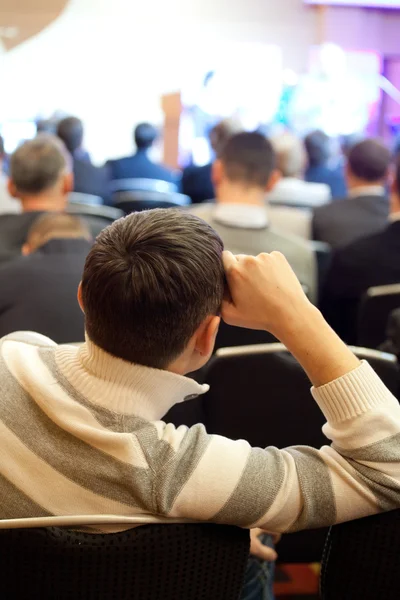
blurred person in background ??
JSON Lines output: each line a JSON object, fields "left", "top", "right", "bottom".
{"left": 0, "top": 134, "right": 19, "bottom": 215}
{"left": 57, "top": 116, "right": 110, "bottom": 203}
{"left": 321, "top": 155, "right": 400, "bottom": 345}
{"left": 304, "top": 130, "right": 347, "bottom": 199}
{"left": 313, "top": 139, "right": 391, "bottom": 249}
{"left": 0, "top": 214, "right": 90, "bottom": 343}
{"left": 267, "top": 132, "right": 331, "bottom": 209}
{"left": 0, "top": 135, "right": 109, "bottom": 265}
{"left": 190, "top": 131, "right": 317, "bottom": 302}
{"left": 182, "top": 119, "right": 242, "bottom": 204}
{"left": 107, "top": 122, "right": 181, "bottom": 189}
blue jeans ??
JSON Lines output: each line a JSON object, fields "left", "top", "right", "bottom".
{"left": 240, "top": 534, "right": 275, "bottom": 600}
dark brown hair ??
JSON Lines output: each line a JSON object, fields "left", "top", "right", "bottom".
{"left": 348, "top": 139, "right": 391, "bottom": 183}
{"left": 81, "top": 209, "right": 225, "bottom": 368}
{"left": 219, "top": 132, "right": 276, "bottom": 188}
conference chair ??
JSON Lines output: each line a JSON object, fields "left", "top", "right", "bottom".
{"left": 358, "top": 284, "right": 400, "bottom": 349}
{"left": 109, "top": 178, "right": 178, "bottom": 195}
{"left": 0, "top": 523, "right": 250, "bottom": 600}
{"left": 113, "top": 190, "right": 191, "bottom": 214}
{"left": 67, "top": 203, "right": 124, "bottom": 223}
{"left": 320, "top": 509, "right": 400, "bottom": 599}
{"left": 201, "top": 343, "right": 398, "bottom": 563}
{"left": 69, "top": 192, "right": 103, "bottom": 206}
{"left": 310, "top": 240, "right": 332, "bottom": 301}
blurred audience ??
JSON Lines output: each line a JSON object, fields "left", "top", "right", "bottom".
{"left": 107, "top": 123, "right": 181, "bottom": 189}
{"left": 190, "top": 132, "right": 317, "bottom": 302}
{"left": 57, "top": 116, "right": 109, "bottom": 202}
{"left": 0, "top": 135, "right": 20, "bottom": 215}
{"left": 182, "top": 119, "right": 242, "bottom": 204}
{"left": 321, "top": 156, "right": 400, "bottom": 344}
{"left": 313, "top": 139, "right": 391, "bottom": 249}
{"left": 0, "top": 214, "right": 90, "bottom": 343}
{"left": 267, "top": 133, "right": 331, "bottom": 208}
{"left": 0, "top": 135, "right": 108, "bottom": 265}
{"left": 304, "top": 130, "right": 347, "bottom": 199}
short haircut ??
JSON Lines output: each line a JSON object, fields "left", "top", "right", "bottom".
{"left": 57, "top": 117, "right": 84, "bottom": 154}
{"left": 26, "top": 213, "right": 91, "bottom": 252}
{"left": 134, "top": 123, "right": 158, "bottom": 150}
{"left": 272, "top": 133, "right": 307, "bottom": 178}
{"left": 10, "top": 134, "right": 71, "bottom": 195}
{"left": 219, "top": 132, "right": 276, "bottom": 189}
{"left": 304, "top": 130, "right": 331, "bottom": 167}
{"left": 348, "top": 139, "right": 391, "bottom": 183}
{"left": 82, "top": 209, "right": 225, "bottom": 369}
{"left": 209, "top": 119, "right": 243, "bottom": 156}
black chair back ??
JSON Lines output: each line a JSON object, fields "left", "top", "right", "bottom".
{"left": 113, "top": 190, "right": 191, "bottom": 214}
{"left": 67, "top": 203, "right": 124, "bottom": 223}
{"left": 310, "top": 240, "right": 332, "bottom": 301}
{"left": 214, "top": 321, "right": 276, "bottom": 353}
{"left": 358, "top": 284, "right": 400, "bottom": 349}
{"left": 0, "top": 523, "right": 249, "bottom": 600}
{"left": 321, "top": 509, "right": 400, "bottom": 599}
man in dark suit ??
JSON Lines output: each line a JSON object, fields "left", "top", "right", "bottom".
{"left": 182, "top": 119, "right": 242, "bottom": 204}
{"left": 0, "top": 213, "right": 90, "bottom": 343}
{"left": 107, "top": 123, "right": 181, "bottom": 188}
{"left": 304, "top": 130, "right": 347, "bottom": 199}
{"left": 0, "top": 135, "right": 109, "bottom": 265}
{"left": 312, "top": 139, "right": 391, "bottom": 249}
{"left": 321, "top": 158, "right": 400, "bottom": 344}
{"left": 57, "top": 116, "right": 109, "bottom": 202}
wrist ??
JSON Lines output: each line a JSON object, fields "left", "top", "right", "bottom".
{"left": 267, "top": 301, "right": 322, "bottom": 344}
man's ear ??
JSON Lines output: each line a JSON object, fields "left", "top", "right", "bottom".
{"left": 21, "top": 243, "right": 30, "bottom": 256}
{"left": 265, "top": 169, "right": 281, "bottom": 192}
{"left": 212, "top": 160, "right": 224, "bottom": 188}
{"left": 8, "top": 179, "right": 18, "bottom": 198}
{"left": 63, "top": 171, "right": 74, "bottom": 195}
{"left": 194, "top": 315, "right": 220, "bottom": 359}
{"left": 77, "top": 281, "right": 85, "bottom": 313}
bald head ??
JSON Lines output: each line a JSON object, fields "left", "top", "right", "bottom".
{"left": 9, "top": 134, "right": 73, "bottom": 211}
{"left": 272, "top": 133, "right": 307, "bottom": 179}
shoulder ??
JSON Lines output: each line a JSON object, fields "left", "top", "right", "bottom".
{"left": 0, "top": 331, "right": 57, "bottom": 352}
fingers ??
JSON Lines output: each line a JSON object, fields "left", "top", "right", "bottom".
{"left": 250, "top": 535, "right": 278, "bottom": 562}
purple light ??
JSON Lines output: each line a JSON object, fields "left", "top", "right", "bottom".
{"left": 305, "top": 0, "right": 400, "bottom": 7}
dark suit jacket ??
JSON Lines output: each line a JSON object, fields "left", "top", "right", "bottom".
{"left": 0, "top": 238, "right": 90, "bottom": 343}
{"left": 73, "top": 158, "right": 110, "bottom": 203}
{"left": 107, "top": 150, "right": 181, "bottom": 187}
{"left": 312, "top": 193, "right": 389, "bottom": 249}
{"left": 305, "top": 164, "right": 347, "bottom": 199}
{"left": 0, "top": 212, "right": 109, "bottom": 266}
{"left": 182, "top": 163, "right": 214, "bottom": 204}
{"left": 321, "top": 220, "right": 400, "bottom": 344}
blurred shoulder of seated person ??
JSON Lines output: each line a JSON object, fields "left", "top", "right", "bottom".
{"left": 0, "top": 134, "right": 20, "bottom": 216}
{"left": 267, "top": 132, "right": 331, "bottom": 209}
{"left": 0, "top": 134, "right": 110, "bottom": 266}
{"left": 57, "top": 116, "right": 109, "bottom": 203}
{"left": 106, "top": 122, "right": 181, "bottom": 189}
{"left": 0, "top": 213, "right": 90, "bottom": 343}
{"left": 182, "top": 118, "right": 243, "bottom": 204}
{"left": 2, "top": 210, "right": 400, "bottom": 600}
{"left": 189, "top": 131, "right": 317, "bottom": 302}
{"left": 320, "top": 155, "right": 400, "bottom": 344}
{"left": 313, "top": 138, "right": 391, "bottom": 250}
{"left": 304, "top": 130, "right": 347, "bottom": 199}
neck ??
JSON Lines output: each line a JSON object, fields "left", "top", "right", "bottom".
{"left": 347, "top": 177, "right": 383, "bottom": 192}
{"left": 21, "top": 194, "right": 67, "bottom": 213}
{"left": 216, "top": 181, "right": 265, "bottom": 206}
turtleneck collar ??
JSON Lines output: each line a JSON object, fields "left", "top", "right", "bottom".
{"left": 55, "top": 337, "right": 209, "bottom": 421}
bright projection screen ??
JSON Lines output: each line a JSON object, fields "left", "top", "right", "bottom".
{"left": 305, "top": 0, "right": 400, "bottom": 6}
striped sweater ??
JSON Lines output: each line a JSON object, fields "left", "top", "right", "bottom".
{"left": 1, "top": 331, "right": 400, "bottom": 533}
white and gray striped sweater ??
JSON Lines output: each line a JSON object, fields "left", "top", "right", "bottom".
{"left": 1, "top": 331, "right": 400, "bottom": 533}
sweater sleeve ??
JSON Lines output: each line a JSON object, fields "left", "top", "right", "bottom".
{"left": 148, "top": 361, "right": 400, "bottom": 533}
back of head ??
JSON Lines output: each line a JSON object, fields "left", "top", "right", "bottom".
{"left": 10, "top": 134, "right": 71, "bottom": 197}
{"left": 304, "top": 130, "right": 331, "bottom": 168}
{"left": 209, "top": 119, "right": 243, "bottom": 156}
{"left": 134, "top": 123, "right": 158, "bottom": 151}
{"left": 272, "top": 133, "right": 307, "bottom": 178}
{"left": 26, "top": 213, "right": 91, "bottom": 253}
{"left": 348, "top": 139, "right": 391, "bottom": 184}
{"left": 57, "top": 117, "right": 84, "bottom": 154}
{"left": 82, "top": 209, "right": 225, "bottom": 369}
{"left": 218, "top": 132, "right": 276, "bottom": 189}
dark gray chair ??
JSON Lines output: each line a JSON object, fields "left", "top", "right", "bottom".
{"left": 358, "top": 284, "right": 400, "bottom": 349}
{"left": 0, "top": 523, "right": 250, "bottom": 600}
{"left": 113, "top": 190, "right": 191, "bottom": 214}
{"left": 67, "top": 203, "right": 124, "bottom": 223}
{"left": 69, "top": 192, "right": 103, "bottom": 206}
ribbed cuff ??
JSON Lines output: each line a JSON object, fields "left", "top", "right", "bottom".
{"left": 311, "top": 360, "right": 393, "bottom": 424}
